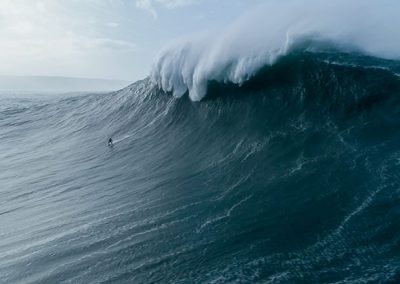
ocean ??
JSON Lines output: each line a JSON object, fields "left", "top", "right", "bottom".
{"left": 1, "top": 51, "right": 400, "bottom": 283}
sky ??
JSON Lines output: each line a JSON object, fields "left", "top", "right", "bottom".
{"left": 0, "top": 0, "right": 263, "bottom": 82}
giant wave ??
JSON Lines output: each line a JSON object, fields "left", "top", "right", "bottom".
{"left": 151, "top": 0, "right": 400, "bottom": 101}
{"left": 2, "top": 50, "right": 400, "bottom": 283}
{"left": 2, "top": 1, "right": 400, "bottom": 283}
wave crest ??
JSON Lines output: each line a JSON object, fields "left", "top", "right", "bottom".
{"left": 150, "top": 0, "right": 400, "bottom": 101}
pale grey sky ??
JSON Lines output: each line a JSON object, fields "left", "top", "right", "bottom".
{"left": 0, "top": 0, "right": 263, "bottom": 82}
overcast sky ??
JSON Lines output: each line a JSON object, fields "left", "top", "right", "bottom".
{"left": 0, "top": 0, "right": 263, "bottom": 82}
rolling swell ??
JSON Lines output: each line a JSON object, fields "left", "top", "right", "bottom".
{"left": 1, "top": 52, "right": 400, "bottom": 283}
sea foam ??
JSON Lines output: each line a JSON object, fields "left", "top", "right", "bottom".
{"left": 151, "top": 0, "right": 400, "bottom": 101}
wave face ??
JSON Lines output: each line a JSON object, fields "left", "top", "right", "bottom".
{"left": 1, "top": 52, "right": 400, "bottom": 283}
{"left": 151, "top": 0, "right": 400, "bottom": 101}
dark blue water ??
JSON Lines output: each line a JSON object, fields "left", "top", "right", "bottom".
{"left": 1, "top": 53, "right": 400, "bottom": 283}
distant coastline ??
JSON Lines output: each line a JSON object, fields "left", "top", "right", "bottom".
{"left": 0, "top": 75, "right": 131, "bottom": 93}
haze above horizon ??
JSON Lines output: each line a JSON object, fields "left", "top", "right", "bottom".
{"left": 0, "top": 0, "right": 262, "bottom": 82}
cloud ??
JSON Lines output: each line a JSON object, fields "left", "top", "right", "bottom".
{"left": 136, "top": 0, "right": 157, "bottom": 18}
{"left": 157, "top": 0, "right": 199, "bottom": 9}
{"left": 0, "top": 0, "right": 139, "bottom": 79}
{"left": 135, "top": 0, "right": 199, "bottom": 18}
{"left": 106, "top": 22, "right": 120, "bottom": 28}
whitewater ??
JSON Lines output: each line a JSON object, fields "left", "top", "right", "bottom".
{"left": 1, "top": 1, "right": 400, "bottom": 283}
{"left": 151, "top": 0, "right": 400, "bottom": 101}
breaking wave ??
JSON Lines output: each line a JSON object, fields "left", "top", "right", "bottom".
{"left": 2, "top": 1, "right": 400, "bottom": 282}
{"left": 151, "top": 0, "right": 400, "bottom": 100}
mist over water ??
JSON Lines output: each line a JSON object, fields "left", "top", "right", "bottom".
{"left": 151, "top": 0, "right": 400, "bottom": 100}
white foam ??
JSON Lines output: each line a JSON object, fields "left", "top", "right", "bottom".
{"left": 151, "top": 0, "right": 400, "bottom": 101}
{"left": 113, "top": 135, "right": 132, "bottom": 144}
{"left": 198, "top": 194, "right": 253, "bottom": 231}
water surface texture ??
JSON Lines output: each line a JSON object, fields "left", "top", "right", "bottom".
{"left": 1, "top": 52, "right": 400, "bottom": 283}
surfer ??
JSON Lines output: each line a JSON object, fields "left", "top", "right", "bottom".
{"left": 108, "top": 138, "right": 113, "bottom": 147}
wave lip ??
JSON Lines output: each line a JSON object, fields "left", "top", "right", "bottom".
{"left": 151, "top": 0, "right": 400, "bottom": 101}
